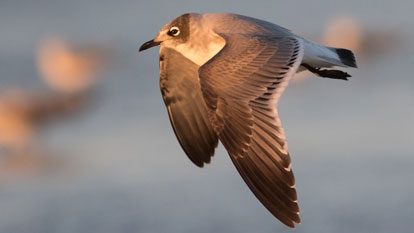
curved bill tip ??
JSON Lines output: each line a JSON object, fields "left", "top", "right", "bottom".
{"left": 139, "top": 39, "right": 161, "bottom": 52}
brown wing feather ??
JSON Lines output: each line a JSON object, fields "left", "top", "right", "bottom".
{"left": 199, "top": 34, "right": 303, "bottom": 227}
{"left": 160, "top": 47, "right": 218, "bottom": 167}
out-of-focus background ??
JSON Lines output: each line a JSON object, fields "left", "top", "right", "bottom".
{"left": 0, "top": 0, "right": 413, "bottom": 232}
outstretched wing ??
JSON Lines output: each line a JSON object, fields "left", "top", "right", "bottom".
{"left": 199, "top": 34, "right": 304, "bottom": 227}
{"left": 159, "top": 47, "right": 218, "bottom": 167}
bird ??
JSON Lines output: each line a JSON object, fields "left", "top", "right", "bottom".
{"left": 37, "top": 38, "right": 108, "bottom": 94}
{"left": 0, "top": 38, "right": 106, "bottom": 154}
{"left": 321, "top": 16, "right": 402, "bottom": 61}
{"left": 139, "top": 13, "right": 357, "bottom": 228}
{"left": 0, "top": 89, "right": 86, "bottom": 152}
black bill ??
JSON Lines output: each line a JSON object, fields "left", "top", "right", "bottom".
{"left": 139, "top": 39, "right": 161, "bottom": 52}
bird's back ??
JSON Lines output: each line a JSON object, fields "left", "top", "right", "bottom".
{"left": 201, "top": 13, "right": 293, "bottom": 37}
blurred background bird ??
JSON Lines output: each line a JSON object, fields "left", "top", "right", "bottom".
{"left": 0, "top": 38, "right": 109, "bottom": 176}
{"left": 37, "top": 38, "right": 109, "bottom": 94}
{"left": 321, "top": 16, "right": 403, "bottom": 61}
{"left": 293, "top": 15, "right": 404, "bottom": 83}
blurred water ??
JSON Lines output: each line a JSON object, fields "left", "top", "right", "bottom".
{"left": 0, "top": 0, "right": 413, "bottom": 233}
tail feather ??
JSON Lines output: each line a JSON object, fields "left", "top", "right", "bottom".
{"left": 301, "top": 40, "right": 357, "bottom": 80}
{"left": 332, "top": 48, "right": 357, "bottom": 68}
{"left": 302, "top": 40, "right": 357, "bottom": 68}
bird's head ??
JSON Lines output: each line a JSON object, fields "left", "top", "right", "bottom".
{"left": 139, "top": 13, "right": 197, "bottom": 52}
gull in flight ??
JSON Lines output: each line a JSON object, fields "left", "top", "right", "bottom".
{"left": 139, "top": 13, "right": 357, "bottom": 228}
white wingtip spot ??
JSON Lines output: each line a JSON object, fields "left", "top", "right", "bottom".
{"left": 284, "top": 163, "right": 292, "bottom": 172}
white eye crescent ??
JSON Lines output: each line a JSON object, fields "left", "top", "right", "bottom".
{"left": 168, "top": 26, "right": 180, "bottom": 36}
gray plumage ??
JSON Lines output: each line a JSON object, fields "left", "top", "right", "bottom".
{"left": 139, "top": 12, "right": 357, "bottom": 228}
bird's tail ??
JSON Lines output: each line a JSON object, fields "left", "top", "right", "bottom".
{"left": 329, "top": 47, "right": 357, "bottom": 68}
{"left": 301, "top": 40, "right": 357, "bottom": 80}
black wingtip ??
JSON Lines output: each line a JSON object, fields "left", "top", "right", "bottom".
{"left": 335, "top": 48, "right": 358, "bottom": 68}
{"left": 301, "top": 63, "right": 351, "bottom": 80}
{"left": 320, "top": 69, "right": 351, "bottom": 80}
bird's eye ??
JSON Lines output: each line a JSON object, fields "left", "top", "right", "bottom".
{"left": 168, "top": 26, "right": 180, "bottom": 37}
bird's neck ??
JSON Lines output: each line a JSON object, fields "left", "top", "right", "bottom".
{"left": 174, "top": 30, "right": 225, "bottom": 66}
